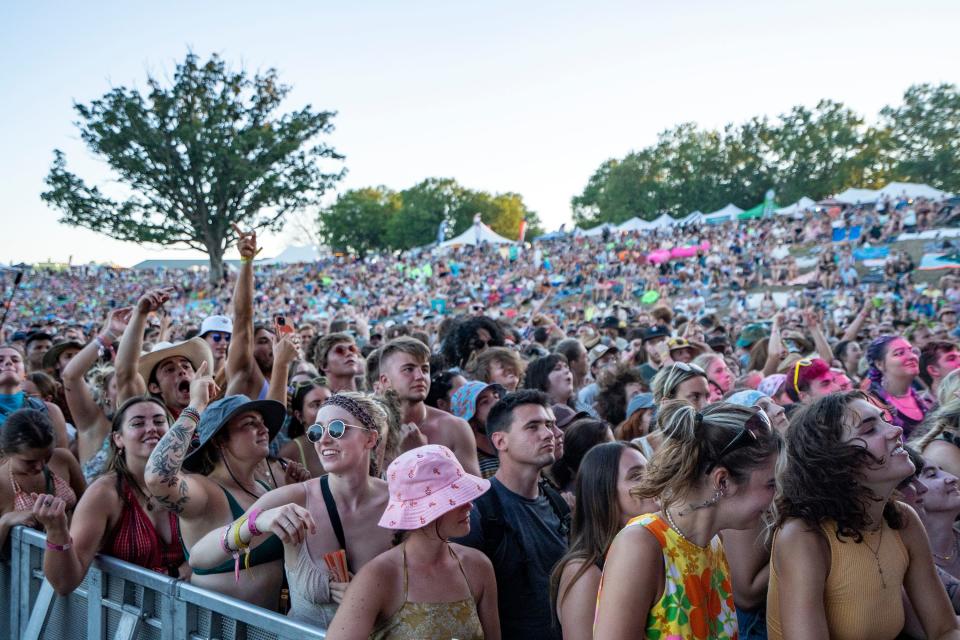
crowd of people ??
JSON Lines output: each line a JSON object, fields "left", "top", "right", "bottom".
{"left": 2, "top": 192, "right": 960, "bottom": 639}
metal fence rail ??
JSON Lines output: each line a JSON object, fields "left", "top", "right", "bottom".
{"left": 2, "top": 526, "right": 327, "bottom": 640}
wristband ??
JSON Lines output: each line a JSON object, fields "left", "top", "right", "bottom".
{"left": 247, "top": 509, "right": 262, "bottom": 537}
{"left": 46, "top": 538, "right": 73, "bottom": 552}
{"left": 220, "top": 524, "right": 233, "bottom": 554}
{"left": 180, "top": 407, "right": 201, "bottom": 424}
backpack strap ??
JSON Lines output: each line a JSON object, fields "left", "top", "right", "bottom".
{"left": 475, "top": 484, "right": 507, "bottom": 560}
{"left": 320, "top": 475, "right": 348, "bottom": 559}
{"left": 539, "top": 479, "right": 571, "bottom": 541}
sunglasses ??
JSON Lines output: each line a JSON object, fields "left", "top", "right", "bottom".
{"left": 705, "top": 412, "right": 768, "bottom": 473}
{"left": 209, "top": 333, "right": 231, "bottom": 343}
{"left": 306, "top": 420, "right": 372, "bottom": 442}
{"left": 332, "top": 344, "right": 359, "bottom": 356}
{"left": 792, "top": 358, "right": 814, "bottom": 396}
{"left": 288, "top": 377, "right": 329, "bottom": 394}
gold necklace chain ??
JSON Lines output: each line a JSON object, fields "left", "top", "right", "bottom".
{"left": 663, "top": 508, "right": 707, "bottom": 549}
{"left": 932, "top": 530, "right": 960, "bottom": 563}
{"left": 862, "top": 525, "right": 887, "bottom": 589}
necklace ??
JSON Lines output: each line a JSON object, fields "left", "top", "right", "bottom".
{"left": 932, "top": 530, "right": 960, "bottom": 563}
{"left": 862, "top": 525, "right": 887, "bottom": 589}
{"left": 663, "top": 508, "right": 705, "bottom": 548}
{"left": 130, "top": 478, "right": 158, "bottom": 512}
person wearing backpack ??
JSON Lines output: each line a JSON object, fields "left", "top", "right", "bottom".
{"left": 454, "top": 389, "right": 570, "bottom": 640}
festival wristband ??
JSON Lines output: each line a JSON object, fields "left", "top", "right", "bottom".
{"left": 247, "top": 509, "right": 262, "bottom": 537}
{"left": 180, "top": 407, "right": 201, "bottom": 424}
{"left": 219, "top": 524, "right": 233, "bottom": 554}
{"left": 46, "top": 538, "right": 73, "bottom": 552}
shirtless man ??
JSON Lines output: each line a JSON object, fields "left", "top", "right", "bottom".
{"left": 377, "top": 337, "right": 481, "bottom": 476}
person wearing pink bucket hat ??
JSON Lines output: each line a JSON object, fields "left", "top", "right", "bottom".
{"left": 328, "top": 444, "right": 500, "bottom": 640}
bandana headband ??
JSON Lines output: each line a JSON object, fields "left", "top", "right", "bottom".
{"left": 321, "top": 394, "right": 377, "bottom": 431}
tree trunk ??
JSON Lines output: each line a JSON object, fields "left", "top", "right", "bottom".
{"left": 207, "top": 244, "right": 225, "bottom": 286}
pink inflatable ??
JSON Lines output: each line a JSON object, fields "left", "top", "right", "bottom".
{"left": 647, "top": 249, "right": 672, "bottom": 264}
{"left": 646, "top": 241, "right": 709, "bottom": 263}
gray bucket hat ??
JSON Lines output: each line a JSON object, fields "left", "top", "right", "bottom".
{"left": 184, "top": 395, "right": 286, "bottom": 463}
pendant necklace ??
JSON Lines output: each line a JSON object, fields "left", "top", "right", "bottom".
{"left": 863, "top": 525, "right": 887, "bottom": 589}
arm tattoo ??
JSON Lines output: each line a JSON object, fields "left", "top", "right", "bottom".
{"left": 147, "top": 415, "right": 197, "bottom": 514}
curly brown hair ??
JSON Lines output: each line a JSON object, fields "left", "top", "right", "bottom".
{"left": 594, "top": 365, "right": 644, "bottom": 426}
{"left": 774, "top": 391, "right": 905, "bottom": 542}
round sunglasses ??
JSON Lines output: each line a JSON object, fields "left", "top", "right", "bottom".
{"left": 306, "top": 419, "right": 372, "bottom": 442}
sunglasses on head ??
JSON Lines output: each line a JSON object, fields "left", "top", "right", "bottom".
{"left": 674, "top": 362, "right": 706, "bottom": 375}
{"left": 288, "top": 377, "right": 329, "bottom": 394}
{"left": 706, "top": 418, "right": 764, "bottom": 473}
{"left": 306, "top": 420, "right": 372, "bottom": 442}
{"left": 792, "top": 358, "right": 814, "bottom": 396}
{"left": 209, "top": 333, "right": 231, "bottom": 343}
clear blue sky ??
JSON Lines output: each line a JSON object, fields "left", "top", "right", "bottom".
{"left": 1, "top": 1, "right": 957, "bottom": 266}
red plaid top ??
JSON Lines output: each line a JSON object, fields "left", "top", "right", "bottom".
{"left": 103, "top": 480, "right": 184, "bottom": 576}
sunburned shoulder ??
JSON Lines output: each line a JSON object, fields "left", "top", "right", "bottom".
{"left": 449, "top": 542, "right": 491, "bottom": 570}
{"left": 83, "top": 474, "right": 123, "bottom": 508}
{"left": 424, "top": 406, "right": 469, "bottom": 429}
{"left": 775, "top": 518, "right": 829, "bottom": 555}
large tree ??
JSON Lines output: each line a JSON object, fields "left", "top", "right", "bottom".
{"left": 319, "top": 186, "right": 400, "bottom": 257}
{"left": 41, "top": 52, "right": 344, "bottom": 282}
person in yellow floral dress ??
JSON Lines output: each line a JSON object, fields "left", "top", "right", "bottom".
{"left": 594, "top": 400, "right": 780, "bottom": 639}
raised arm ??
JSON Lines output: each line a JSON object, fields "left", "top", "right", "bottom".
{"left": 841, "top": 304, "right": 871, "bottom": 342}
{"left": 267, "top": 334, "right": 300, "bottom": 405}
{"left": 762, "top": 314, "right": 786, "bottom": 377}
{"left": 804, "top": 308, "right": 834, "bottom": 363}
{"left": 116, "top": 289, "right": 172, "bottom": 404}
{"left": 225, "top": 226, "right": 266, "bottom": 398}
{"left": 144, "top": 363, "right": 216, "bottom": 518}
{"left": 44, "top": 402, "right": 69, "bottom": 450}
{"left": 186, "top": 482, "right": 314, "bottom": 569}
{"left": 32, "top": 482, "right": 114, "bottom": 595}
{"left": 62, "top": 308, "right": 130, "bottom": 452}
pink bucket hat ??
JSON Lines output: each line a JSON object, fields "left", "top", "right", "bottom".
{"left": 379, "top": 444, "right": 490, "bottom": 530}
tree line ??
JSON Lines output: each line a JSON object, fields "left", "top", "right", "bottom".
{"left": 572, "top": 84, "right": 960, "bottom": 227}
{"left": 316, "top": 179, "right": 542, "bottom": 257}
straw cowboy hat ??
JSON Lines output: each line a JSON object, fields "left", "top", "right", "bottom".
{"left": 137, "top": 337, "right": 214, "bottom": 384}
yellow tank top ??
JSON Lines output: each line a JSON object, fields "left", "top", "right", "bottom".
{"left": 596, "top": 513, "right": 738, "bottom": 639}
{"left": 767, "top": 519, "right": 908, "bottom": 640}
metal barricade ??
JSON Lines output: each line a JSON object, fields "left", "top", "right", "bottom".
{"left": 3, "top": 526, "right": 327, "bottom": 640}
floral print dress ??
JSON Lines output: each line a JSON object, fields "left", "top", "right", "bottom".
{"left": 597, "top": 513, "right": 738, "bottom": 639}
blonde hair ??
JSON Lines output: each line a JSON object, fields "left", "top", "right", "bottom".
{"left": 937, "top": 368, "right": 960, "bottom": 407}
{"left": 910, "top": 397, "right": 960, "bottom": 453}
{"left": 334, "top": 391, "right": 390, "bottom": 477}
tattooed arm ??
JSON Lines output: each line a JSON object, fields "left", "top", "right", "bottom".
{"left": 145, "top": 363, "right": 216, "bottom": 517}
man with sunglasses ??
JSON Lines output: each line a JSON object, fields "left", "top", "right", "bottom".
{"left": 377, "top": 337, "right": 481, "bottom": 476}
{"left": 314, "top": 332, "right": 363, "bottom": 393}
{"left": 785, "top": 357, "right": 841, "bottom": 403}
{"left": 199, "top": 315, "right": 233, "bottom": 373}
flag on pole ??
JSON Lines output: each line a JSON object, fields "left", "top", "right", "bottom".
{"left": 517, "top": 220, "right": 527, "bottom": 244}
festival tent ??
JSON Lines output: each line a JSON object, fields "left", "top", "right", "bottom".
{"left": 738, "top": 203, "right": 766, "bottom": 220}
{"left": 580, "top": 223, "right": 617, "bottom": 237}
{"left": 702, "top": 203, "right": 743, "bottom": 225}
{"left": 679, "top": 211, "right": 704, "bottom": 226}
{"left": 264, "top": 244, "right": 322, "bottom": 264}
{"left": 616, "top": 217, "right": 652, "bottom": 232}
{"left": 833, "top": 188, "right": 879, "bottom": 205}
{"left": 439, "top": 222, "right": 513, "bottom": 248}
{"left": 775, "top": 196, "right": 816, "bottom": 217}
{"left": 875, "top": 182, "right": 953, "bottom": 202}
{"left": 648, "top": 213, "right": 676, "bottom": 229}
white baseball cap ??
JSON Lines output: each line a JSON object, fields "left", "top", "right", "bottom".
{"left": 200, "top": 315, "right": 233, "bottom": 336}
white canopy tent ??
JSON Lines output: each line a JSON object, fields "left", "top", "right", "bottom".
{"left": 263, "top": 244, "right": 322, "bottom": 264}
{"left": 875, "top": 182, "right": 952, "bottom": 202}
{"left": 581, "top": 222, "right": 617, "bottom": 237}
{"left": 679, "top": 211, "right": 704, "bottom": 226}
{"left": 833, "top": 188, "right": 879, "bottom": 204}
{"left": 648, "top": 213, "right": 676, "bottom": 229}
{"left": 616, "top": 217, "right": 652, "bottom": 232}
{"left": 439, "top": 222, "right": 513, "bottom": 248}
{"left": 775, "top": 196, "right": 816, "bottom": 217}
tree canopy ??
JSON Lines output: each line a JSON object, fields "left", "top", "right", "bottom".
{"left": 41, "top": 52, "right": 344, "bottom": 282}
{"left": 573, "top": 83, "right": 960, "bottom": 226}
{"left": 318, "top": 178, "right": 542, "bottom": 254}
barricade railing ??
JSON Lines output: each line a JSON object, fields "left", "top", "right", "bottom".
{"left": 3, "top": 526, "right": 327, "bottom": 640}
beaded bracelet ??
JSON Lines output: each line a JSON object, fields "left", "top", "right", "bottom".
{"left": 180, "top": 407, "right": 201, "bottom": 424}
{"left": 247, "top": 509, "right": 262, "bottom": 537}
{"left": 46, "top": 538, "right": 72, "bottom": 552}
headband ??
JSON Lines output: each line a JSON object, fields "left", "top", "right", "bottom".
{"left": 321, "top": 394, "right": 377, "bottom": 431}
